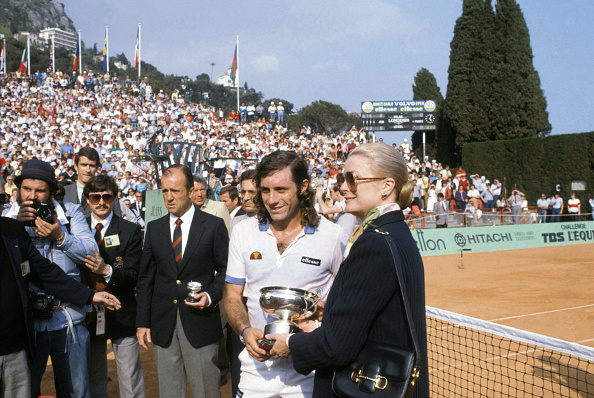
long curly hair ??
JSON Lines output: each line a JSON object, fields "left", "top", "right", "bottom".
{"left": 254, "top": 151, "right": 320, "bottom": 228}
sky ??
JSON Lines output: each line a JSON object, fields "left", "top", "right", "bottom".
{"left": 59, "top": 0, "right": 594, "bottom": 144}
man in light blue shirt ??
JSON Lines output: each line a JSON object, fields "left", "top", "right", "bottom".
{"left": 4, "top": 159, "right": 98, "bottom": 398}
{"left": 536, "top": 194, "right": 549, "bottom": 223}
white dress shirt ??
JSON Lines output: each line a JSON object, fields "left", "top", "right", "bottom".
{"left": 168, "top": 204, "right": 195, "bottom": 258}
{"left": 91, "top": 211, "right": 114, "bottom": 281}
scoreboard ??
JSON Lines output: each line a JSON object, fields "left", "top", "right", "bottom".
{"left": 360, "top": 100, "right": 437, "bottom": 131}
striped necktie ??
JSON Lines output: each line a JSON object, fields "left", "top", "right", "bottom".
{"left": 94, "top": 222, "right": 103, "bottom": 245}
{"left": 173, "top": 218, "right": 183, "bottom": 264}
{"left": 82, "top": 194, "right": 89, "bottom": 210}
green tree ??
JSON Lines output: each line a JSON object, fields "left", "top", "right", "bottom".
{"left": 288, "top": 100, "right": 350, "bottom": 134}
{"left": 441, "top": 0, "right": 498, "bottom": 164}
{"left": 115, "top": 52, "right": 129, "bottom": 65}
{"left": 492, "top": 0, "right": 551, "bottom": 138}
{"left": 411, "top": 68, "right": 444, "bottom": 161}
{"left": 196, "top": 73, "right": 209, "bottom": 81}
{"left": 240, "top": 89, "right": 264, "bottom": 108}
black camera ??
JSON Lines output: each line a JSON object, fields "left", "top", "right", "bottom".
{"left": 24, "top": 199, "right": 56, "bottom": 227}
{"left": 29, "top": 291, "right": 57, "bottom": 318}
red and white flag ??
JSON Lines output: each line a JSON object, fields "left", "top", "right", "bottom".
{"left": 0, "top": 41, "right": 5, "bottom": 73}
{"left": 134, "top": 27, "right": 140, "bottom": 69}
{"left": 19, "top": 47, "right": 27, "bottom": 74}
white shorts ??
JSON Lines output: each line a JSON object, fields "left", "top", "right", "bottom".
{"left": 236, "top": 347, "right": 314, "bottom": 398}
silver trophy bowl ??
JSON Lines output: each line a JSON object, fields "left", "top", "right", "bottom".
{"left": 259, "top": 286, "right": 322, "bottom": 335}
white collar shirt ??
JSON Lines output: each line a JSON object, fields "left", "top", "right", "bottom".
{"left": 169, "top": 204, "right": 195, "bottom": 258}
{"left": 91, "top": 211, "right": 113, "bottom": 240}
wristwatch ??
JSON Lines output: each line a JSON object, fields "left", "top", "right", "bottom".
{"left": 55, "top": 232, "right": 66, "bottom": 246}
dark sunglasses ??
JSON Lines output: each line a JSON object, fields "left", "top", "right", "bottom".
{"left": 88, "top": 193, "right": 116, "bottom": 205}
{"left": 344, "top": 171, "right": 386, "bottom": 192}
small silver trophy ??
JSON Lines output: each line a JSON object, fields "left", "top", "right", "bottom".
{"left": 186, "top": 281, "right": 202, "bottom": 303}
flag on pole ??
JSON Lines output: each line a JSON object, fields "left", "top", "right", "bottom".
{"left": 49, "top": 39, "right": 54, "bottom": 71}
{"left": 230, "top": 44, "right": 237, "bottom": 87}
{"left": 0, "top": 42, "right": 5, "bottom": 74}
{"left": 134, "top": 28, "right": 140, "bottom": 69}
{"left": 102, "top": 29, "right": 108, "bottom": 72}
{"left": 73, "top": 34, "right": 80, "bottom": 73}
{"left": 19, "top": 47, "right": 27, "bottom": 74}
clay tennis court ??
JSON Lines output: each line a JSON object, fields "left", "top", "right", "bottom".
{"left": 424, "top": 242, "right": 594, "bottom": 397}
{"left": 40, "top": 243, "right": 594, "bottom": 397}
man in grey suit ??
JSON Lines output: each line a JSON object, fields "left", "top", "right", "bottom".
{"left": 433, "top": 192, "right": 448, "bottom": 228}
{"left": 136, "top": 165, "right": 228, "bottom": 398}
{"left": 191, "top": 174, "right": 231, "bottom": 231}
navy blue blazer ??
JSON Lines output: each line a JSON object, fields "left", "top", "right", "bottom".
{"left": 85, "top": 214, "right": 143, "bottom": 340}
{"left": 290, "top": 211, "right": 430, "bottom": 398}
{"left": 0, "top": 217, "right": 93, "bottom": 362}
{"left": 136, "top": 207, "right": 228, "bottom": 349}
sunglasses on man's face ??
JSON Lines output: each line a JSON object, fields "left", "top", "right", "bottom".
{"left": 343, "top": 171, "right": 386, "bottom": 193}
{"left": 88, "top": 193, "right": 116, "bottom": 205}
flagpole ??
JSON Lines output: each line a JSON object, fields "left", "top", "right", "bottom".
{"left": 27, "top": 35, "right": 30, "bottom": 75}
{"left": 106, "top": 25, "right": 109, "bottom": 74}
{"left": 236, "top": 35, "right": 239, "bottom": 112}
{"left": 138, "top": 23, "right": 141, "bottom": 80}
{"left": 78, "top": 30, "right": 82, "bottom": 74}
{"left": 2, "top": 39, "right": 5, "bottom": 75}
{"left": 51, "top": 36, "right": 55, "bottom": 74}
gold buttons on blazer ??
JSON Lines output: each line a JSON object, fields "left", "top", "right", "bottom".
{"left": 176, "top": 280, "right": 181, "bottom": 285}
{"left": 173, "top": 299, "right": 178, "bottom": 304}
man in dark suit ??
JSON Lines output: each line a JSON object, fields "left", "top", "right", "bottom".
{"left": 82, "top": 175, "right": 146, "bottom": 398}
{"left": 0, "top": 216, "right": 120, "bottom": 397}
{"left": 219, "top": 185, "right": 245, "bottom": 219}
{"left": 136, "top": 164, "right": 228, "bottom": 398}
{"left": 130, "top": 190, "right": 146, "bottom": 221}
{"left": 63, "top": 147, "right": 137, "bottom": 224}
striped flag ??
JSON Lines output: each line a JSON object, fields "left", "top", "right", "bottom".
{"left": 230, "top": 44, "right": 237, "bottom": 87}
{"left": 134, "top": 28, "right": 140, "bottom": 69}
{"left": 49, "top": 40, "right": 54, "bottom": 71}
{"left": 0, "top": 42, "right": 5, "bottom": 74}
{"left": 19, "top": 47, "right": 27, "bottom": 74}
{"left": 102, "top": 29, "right": 108, "bottom": 72}
{"left": 73, "top": 34, "right": 80, "bottom": 72}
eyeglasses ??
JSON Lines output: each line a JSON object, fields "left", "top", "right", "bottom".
{"left": 343, "top": 171, "right": 387, "bottom": 193}
{"left": 88, "top": 193, "right": 116, "bottom": 204}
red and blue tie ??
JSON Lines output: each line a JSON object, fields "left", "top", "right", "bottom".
{"left": 172, "top": 218, "right": 183, "bottom": 264}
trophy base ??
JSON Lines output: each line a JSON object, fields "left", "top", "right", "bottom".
{"left": 258, "top": 338, "right": 275, "bottom": 352}
{"left": 263, "top": 321, "right": 302, "bottom": 335}
{"left": 186, "top": 294, "right": 199, "bottom": 303}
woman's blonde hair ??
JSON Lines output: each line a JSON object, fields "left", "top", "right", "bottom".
{"left": 349, "top": 143, "right": 413, "bottom": 209}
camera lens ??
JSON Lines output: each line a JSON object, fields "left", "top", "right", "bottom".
{"left": 37, "top": 203, "right": 55, "bottom": 223}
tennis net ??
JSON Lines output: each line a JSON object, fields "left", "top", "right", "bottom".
{"left": 426, "top": 306, "right": 594, "bottom": 397}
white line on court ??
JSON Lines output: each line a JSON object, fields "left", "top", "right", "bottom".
{"left": 487, "top": 304, "right": 594, "bottom": 322}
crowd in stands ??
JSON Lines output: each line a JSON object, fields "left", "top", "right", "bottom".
{"left": 0, "top": 70, "right": 592, "bottom": 225}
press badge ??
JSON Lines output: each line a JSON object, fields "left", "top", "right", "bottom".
{"left": 96, "top": 305, "right": 106, "bottom": 335}
{"left": 20, "top": 260, "right": 30, "bottom": 276}
{"left": 104, "top": 235, "right": 120, "bottom": 247}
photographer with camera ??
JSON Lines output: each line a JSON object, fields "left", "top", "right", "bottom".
{"left": 2, "top": 159, "right": 101, "bottom": 398}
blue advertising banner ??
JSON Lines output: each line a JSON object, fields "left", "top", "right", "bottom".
{"left": 411, "top": 221, "right": 594, "bottom": 257}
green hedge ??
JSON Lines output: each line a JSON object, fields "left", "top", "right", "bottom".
{"left": 461, "top": 132, "right": 594, "bottom": 215}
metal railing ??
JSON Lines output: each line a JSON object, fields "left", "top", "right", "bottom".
{"left": 404, "top": 207, "right": 587, "bottom": 229}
